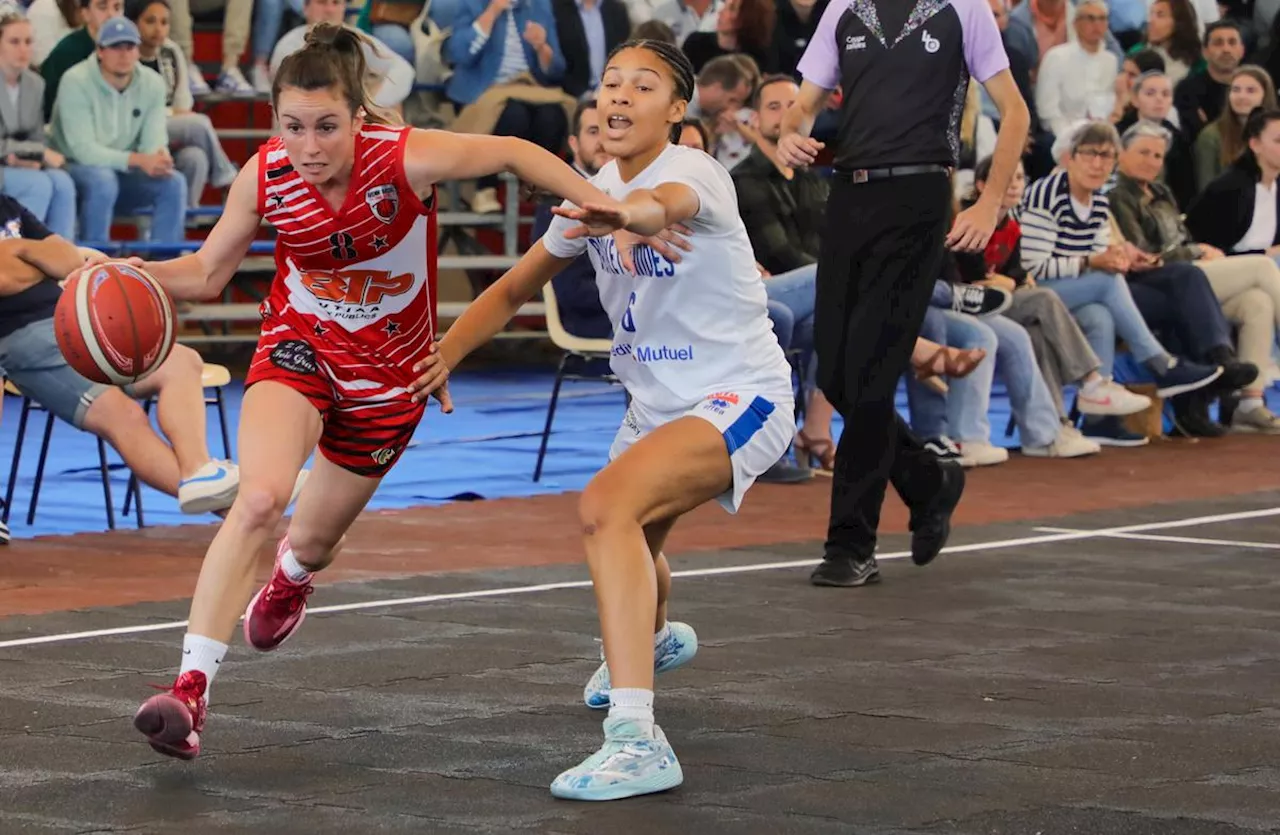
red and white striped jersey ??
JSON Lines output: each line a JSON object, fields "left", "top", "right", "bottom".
{"left": 255, "top": 124, "right": 438, "bottom": 388}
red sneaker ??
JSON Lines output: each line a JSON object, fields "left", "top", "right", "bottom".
{"left": 133, "top": 670, "right": 207, "bottom": 760}
{"left": 243, "top": 537, "right": 314, "bottom": 651}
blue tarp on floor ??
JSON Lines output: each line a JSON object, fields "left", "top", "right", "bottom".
{"left": 1, "top": 368, "right": 1275, "bottom": 539}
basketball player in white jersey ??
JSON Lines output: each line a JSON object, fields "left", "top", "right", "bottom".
{"left": 407, "top": 39, "right": 798, "bottom": 801}
{"left": 71, "top": 24, "right": 647, "bottom": 761}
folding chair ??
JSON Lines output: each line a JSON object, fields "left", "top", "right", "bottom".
{"left": 534, "top": 285, "right": 619, "bottom": 482}
{"left": 2, "top": 380, "right": 130, "bottom": 530}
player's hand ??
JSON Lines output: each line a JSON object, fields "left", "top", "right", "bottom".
{"left": 63, "top": 253, "right": 145, "bottom": 287}
{"left": 1198, "top": 243, "right": 1225, "bottom": 261}
{"left": 408, "top": 343, "right": 453, "bottom": 409}
{"left": 777, "top": 133, "right": 823, "bottom": 168}
{"left": 643, "top": 223, "right": 692, "bottom": 264}
{"left": 946, "top": 200, "right": 999, "bottom": 252}
{"left": 552, "top": 201, "right": 631, "bottom": 238}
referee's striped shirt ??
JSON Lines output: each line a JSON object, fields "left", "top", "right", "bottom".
{"left": 1019, "top": 170, "right": 1111, "bottom": 280}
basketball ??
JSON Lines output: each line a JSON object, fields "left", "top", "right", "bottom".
{"left": 54, "top": 262, "right": 177, "bottom": 386}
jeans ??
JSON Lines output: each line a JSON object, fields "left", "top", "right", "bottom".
{"left": 67, "top": 165, "right": 188, "bottom": 244}
{"left": 908, "top": 307, "right": 1062, "bottom": 447}
{"left": 1038, "top": 271, "right": 1169, "bottom": 377}
{"left": 1, "top": 166, "right": 76, "bottom": 239}
{"left": 252, "top": 0, "right": 304, "bottom": 59}
{"left": 168, "top": 112, "right": 239, "bottom": 206}
{"left": 372, "top": 23, "right": 416, "bottom": 65}
{"left": 764, "top": 264, "right": 817, "bottom": 385}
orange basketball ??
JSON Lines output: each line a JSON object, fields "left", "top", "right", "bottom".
{"left": 54, "top": 262, "right": 177, "bottom": 385}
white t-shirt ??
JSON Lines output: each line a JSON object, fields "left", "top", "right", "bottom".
{"left": 542, "top": 144, "right": 792, "bottom": 412}
{"left": 1234, "top": 181, "right": 1278, "bottom": 254}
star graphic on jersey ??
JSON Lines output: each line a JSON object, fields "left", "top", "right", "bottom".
{"left": 373, "top": 235, "right": 389, "bottom": 251}
{"left": 312, "top": 322, "right": 326, "bottom": 337}
{"left": 270, "top": 194, "right": 286, "bottom": 209}
{"left": 382, "top": 320, "right": 401, "bottom": 336}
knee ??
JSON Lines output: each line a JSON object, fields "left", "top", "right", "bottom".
{"left": 48, "top": 169, "right": 76, "bottom": 199}
{"left": 81, "top": 389, "right": 150, "bottom": 442}
{"left": 79, "top": 166, "right": 119, "bottom": 200}
{"left": 159, "top": 342, "right": 203, "bottom": 380}
{"left": 577, "top": 480, "right": 631, "bottom": 538}
{"left": 232, "top": 485, "right": 290, "bottom": 532}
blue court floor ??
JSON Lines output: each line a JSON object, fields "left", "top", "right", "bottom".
{"left": 2, "top": 367, "right": 1276, "bottom": 538}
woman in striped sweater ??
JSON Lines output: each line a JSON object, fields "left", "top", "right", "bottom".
{"left": 1019, "top": 120, "right": 1224, "bottom": 445}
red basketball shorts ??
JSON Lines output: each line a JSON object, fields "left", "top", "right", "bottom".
{"left": 245, "top": 320, "right": 425, "bottom": 478}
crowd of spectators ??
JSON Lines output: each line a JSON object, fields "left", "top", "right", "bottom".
{"left": 0, "top": 0, "right": 1278, "bottom": 505}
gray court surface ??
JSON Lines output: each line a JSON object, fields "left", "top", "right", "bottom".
{"left": 1, "top": 492, "right": 1279, "bottom": 834}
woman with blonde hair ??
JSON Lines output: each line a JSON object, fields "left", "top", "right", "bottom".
{"left": 1195, "top": 65, "right": 1277, "bottom": 189}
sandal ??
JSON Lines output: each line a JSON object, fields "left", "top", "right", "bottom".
{"left": 795, "top": 430, "right": 836, "bottom": 476}
{"left": 912, "top": 345, "right": 988, "bottom": 384}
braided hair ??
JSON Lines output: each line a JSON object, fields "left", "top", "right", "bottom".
{"left": 604, "top": 39, "right": 695, "bottom": 143}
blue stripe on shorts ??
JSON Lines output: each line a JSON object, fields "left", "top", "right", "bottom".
{"left": 722, "top": 396, "right": 775, "bottom": 454}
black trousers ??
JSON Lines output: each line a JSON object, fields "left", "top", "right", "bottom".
{"left": 815, "top": 173, "right": 953, "bottom": 560}
{"left": 1126, "top": 262, "right": 1231, "bottom": 363}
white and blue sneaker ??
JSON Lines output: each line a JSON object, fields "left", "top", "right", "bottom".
{"left": 583, "top": 622, "right": 698, "bottom": 709}
{"left": 177, "top": 460, "right": 240, "bottom": 514}
{"left": 550, "top": 717, "right": 683, "bottom": 801}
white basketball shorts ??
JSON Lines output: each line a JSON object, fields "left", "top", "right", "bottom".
{"left": 609, "top": 387, "right": 797, "bottom": 512}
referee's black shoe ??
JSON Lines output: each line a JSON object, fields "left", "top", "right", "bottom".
{"left": 907, "top": 460, "right": 965, "bottom": 566}
{"left": 810, "top": 554, "right": 880, "bottom": 587}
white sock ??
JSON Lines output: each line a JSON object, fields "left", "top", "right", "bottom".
{"left": 1082, "top": 376, "right": 1106, "bottom": 395}
{"left": 179, "top": 633, "right": 227, "bottom": 701}
{"left": 653, "top": 622, "right": 671, "bottom": 649}
{"left": 1240, "top": 397, "right": 1264, "bottom": 412}
{"left": 280, "top": 546, "right": 313, "bottom": 582}
{"left": 608, "top": 687, "right": 655, "bottom": 733}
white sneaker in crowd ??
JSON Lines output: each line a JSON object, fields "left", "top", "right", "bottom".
{"left": 1023, "top": 427, "right": 1101, "bottom": 458}
{"left": 188, "top": 61, "right": 211, "bottom": 97}
{"left": 178, "top": 460, "right": 239, "bottom": 514}
{"left": 956, "top": 440, "right": 1008, "bottom": 468}
{"left": 1077, "top": 378, "right": 1151, "bottom": 417}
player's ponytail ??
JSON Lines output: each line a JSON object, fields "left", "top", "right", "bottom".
{"left": 272, "top": 22, "right": 400, "bottom": 126}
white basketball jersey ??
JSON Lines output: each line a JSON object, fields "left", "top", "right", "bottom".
{"left": 542, "top": 144, "right": 792, "bottom": 411}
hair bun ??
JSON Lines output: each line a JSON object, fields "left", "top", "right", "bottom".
{"left": 304, "top": 21, "right": 360, "bottom": 51}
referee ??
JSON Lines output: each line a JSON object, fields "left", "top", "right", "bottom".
{"left": 778, "top": 0, "right": 1030, "bottom": 586}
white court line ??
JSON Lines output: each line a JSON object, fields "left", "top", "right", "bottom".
{"left": 1035, "top": 527, "right": 1280, "bottom": 551}
{"left": 0, "top": 505, "right": 1277, "bottom": 651}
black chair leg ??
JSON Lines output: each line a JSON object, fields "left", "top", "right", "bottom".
{"left": 96, "top": 438, "right": 117, "bottom": 530}
{"left": 215, "top": 387, "right": 231, "bottom": 459}
{"left": 4, "top": 397, "right": 32, "bottom": 524}
{"left": 26, "top": 413, "right": 55, "bottom": 526}
{"left": 533, "top": 353, "right": 570, "bottom": 483}
{"left": 1004, "top": 415, "right": 1017, "bottom": 438}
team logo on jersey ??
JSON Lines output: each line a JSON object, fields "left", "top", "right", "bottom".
{"left": 300, "top": 269, "right": 415, "bottom": 310}
{"left": 365, "top": 184, "right": 399, "bottom": 224}
{"left": 921, "top": 29, "right": 940, "bottom": 53}
{"left": 370, "top": 447, "right": 397, "bottom": 466}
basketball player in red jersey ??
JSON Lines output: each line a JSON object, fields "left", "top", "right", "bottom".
{"left": 72, "top": 24, "right": 645, "bottom": 760}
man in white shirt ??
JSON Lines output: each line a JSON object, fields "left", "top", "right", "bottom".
{"left": 1035, "top": 0, "right": 1118, "bottom": 141}
{"left": 268, "top": 0, "right": 416, "bottom": 109}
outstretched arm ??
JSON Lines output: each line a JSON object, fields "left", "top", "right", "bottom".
{"left": 407, "top": 241, "right": 574, "bottom": 401}
{"left": 552, "top": 183, "right": 701, "bottom": 240}
{"left": 404, "top": 129, "right": 622, "bottom": 216}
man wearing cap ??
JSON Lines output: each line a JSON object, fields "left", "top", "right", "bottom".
{"left": 49, "top": 16, "right": 187, "bottom": 244}
{"left": 39, "top": 0, "right": 124, "bottom": 121}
